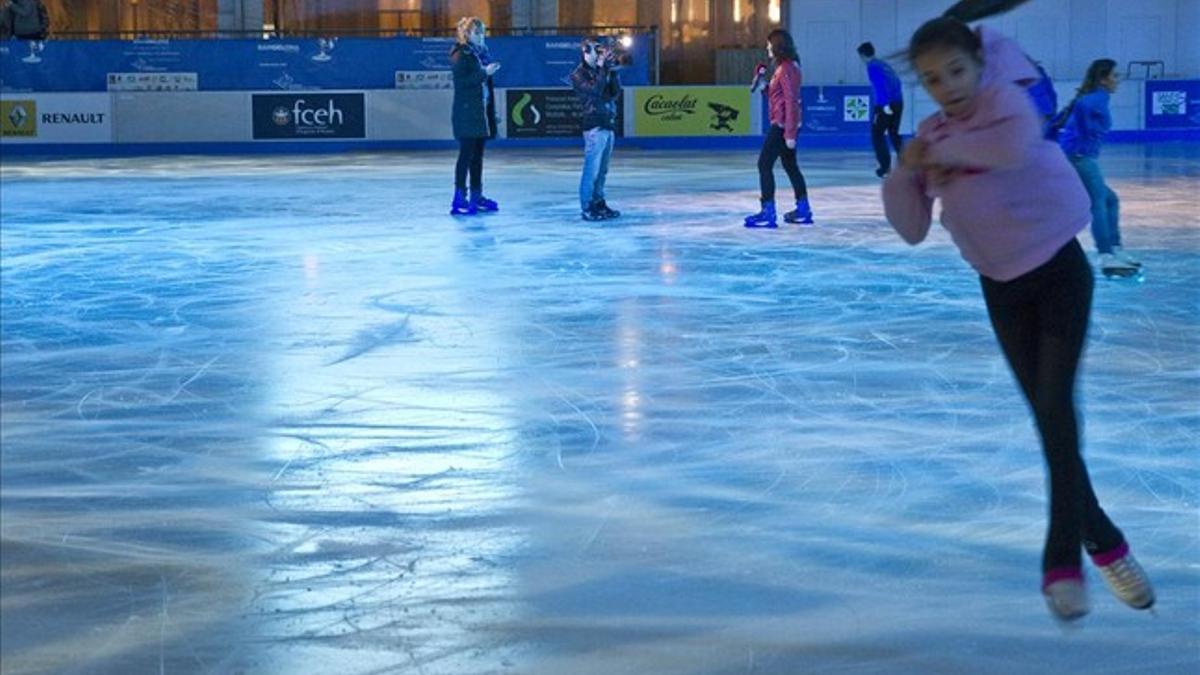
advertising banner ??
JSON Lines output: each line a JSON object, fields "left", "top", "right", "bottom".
{"left": 1144, "top": 80, "right": 1200, "bottom": 129}
{"left": 0, "top": 36, "right": 651, "bottom": 93}
{"left": 506, "top": 88, "right": 625, "bottom": 138}
{"left": 114, "top": 92, "right": 249, "bottom": 142}
{"left": 796, "top": 85, "right": 872, "bottom": 134}
{"left": 107, "top": 72, "right": 199, "bottom": 92}
{"left": 0, "top": 93, "right": 112, "bottom": 143}
{"left": 369, "top": 89, "right": 454, "bottom": 140}
{"left": 633, "top": 86, "right": 751, "bottom": 136}
{"left": 395, "top": 71, "right": 454, "bottom": 90}
{"left": 252, "top": 93, "right": 365, "bottom": 139}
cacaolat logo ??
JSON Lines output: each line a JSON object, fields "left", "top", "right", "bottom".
{"left": 1, "top": 100, "right": 37, "bottom": 137}
{"left": 643, "top": 94, "right": 697, "bottom": 119}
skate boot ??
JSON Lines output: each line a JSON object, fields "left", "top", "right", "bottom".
{"left": 1099, "top": 253, "right": 1140, "bottom": 279}
{"left": 1112, "top": 246, "right": 1141, "bottom": 268}
{"left": 471, "top": 190, "right": 499, "bottom": 213}
{"left": 581, "top": 202, "right": 605, "bottom": 221}
{"left": 595, "top": 199, "right": 621, "bottom": 220}
{"left": 1042, "top": 568, "right": 1089, "bottom": 622}
{"left": 875, "top": 166, "right": 889, "bottom": 178}
{"left": 1090, "top": 543, "right": 1155, "bottom": 610}
{"left": 450, "top": 189, "right": 477, "bottom": 216}
{"left": 743, "top": 201, "right": 777, "bottom": 228}
{"left": 783, "top": 198, "right": 814, "bottom": 226}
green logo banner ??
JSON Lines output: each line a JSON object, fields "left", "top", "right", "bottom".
{"left": 633, "top": 87, "right": 752, "bottom": 136}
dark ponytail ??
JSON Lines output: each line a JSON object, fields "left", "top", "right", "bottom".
{"left": 887, "top": 0, "right": 1031, "bottom": 63}
{"left": 1078, "top": 58, "right": 1117, "bottom": 96}
{"left": 907, "top": 17, "right": 982, "bottom": 66}
{"left": 941, "top": 0, "right": 1033, "bottom": 23}
{"left": 767, "top": 29, "right": 799, "bottom": 64}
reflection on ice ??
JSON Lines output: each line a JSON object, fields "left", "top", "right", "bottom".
{"left": 1, "top": 144, "right": 1198, "bottom": 674}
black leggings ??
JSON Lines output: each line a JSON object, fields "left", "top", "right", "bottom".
{"left": 454, "top": 137, "right": 486, "bottom": 193}
{"left": 871, "top": 101, "right": 904, "bottom": 172}
{"left": 980, "top": 239, "right": 1123, "bottom": 572}
{"left": 758, "top": 125, "right": 807, "bottom": 203}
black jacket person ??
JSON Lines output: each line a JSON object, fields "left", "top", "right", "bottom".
{"left": 448, "top": 17, "right": 500, "bottom": 215}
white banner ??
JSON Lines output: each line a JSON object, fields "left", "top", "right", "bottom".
{"left": 107, "top": 72, "right": 199, "bottom": 92}
{"left": 1, "top": 93, "right": 113, "bottom": 143}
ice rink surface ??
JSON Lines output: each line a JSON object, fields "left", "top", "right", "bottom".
{"left": 2, "top": 143, "right": 1198, "bottom": 674}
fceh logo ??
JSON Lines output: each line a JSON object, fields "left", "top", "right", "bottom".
{"left": 275, "top": 98, "right": 345, "bottom": 129}
{"left": 252, "top": 93, "right": 365, "bottom": 140}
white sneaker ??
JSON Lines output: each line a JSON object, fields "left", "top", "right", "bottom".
{"left": 1112, "top": 246, "right": 1142, "bottom": 268}
{"left": 1043, "top": 570, "right": 1089, "bottom": 622}
{"left": 1090, "top": 544, "right": 1155, "bottom": 610}
{"left": 1099, "top": 253, "right": 1138, "bottom": 276}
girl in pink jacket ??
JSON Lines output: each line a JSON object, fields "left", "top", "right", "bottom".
{"left": 882, "top": 17, "right": 1154, "bottom": 622}
{"left": 744, "top": 29, "right": 812, "bottom": 228}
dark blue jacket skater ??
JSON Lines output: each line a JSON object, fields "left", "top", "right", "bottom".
{"left": 857, "top": 41, "right": 904, "bottom": 177}
{"left": 449, "top": 17, "right": 500, "bottom": 215}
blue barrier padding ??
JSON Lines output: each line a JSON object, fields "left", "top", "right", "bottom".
{"left": 3, "top": 130, "right": 1196, "bottom": 159}
{"left": 1143, "top": 80, "right": 1200, "bottom": 129}
{"left": 0, "top": 36, "right": 651, "bottom": 93}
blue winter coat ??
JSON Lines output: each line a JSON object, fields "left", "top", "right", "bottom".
{"left": 1058, "top": 90, "right": 1111, "bottom": 158}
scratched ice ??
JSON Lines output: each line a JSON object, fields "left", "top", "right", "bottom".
{"left": 2, "top": 144, "right": 1197, "bottom": 674}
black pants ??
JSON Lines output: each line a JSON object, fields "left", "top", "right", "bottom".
{"left": 980, "top": 239, "right": 1123, "bottom": 572}
{"left": 871, "top": 102, "right": 903, "bottom": 173}
{"left": 758, "top": 125, "right": 807, "bottom": 203}
{"left": 454, "top": 137, "right": 486, "bottom": 193}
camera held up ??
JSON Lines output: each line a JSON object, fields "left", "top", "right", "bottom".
{"left": 599, "top": 35, "right": 635, "bottom": 68}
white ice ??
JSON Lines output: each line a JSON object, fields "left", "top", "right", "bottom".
{"left": 1, "top": 144, "right": 1198, "bottom": 674}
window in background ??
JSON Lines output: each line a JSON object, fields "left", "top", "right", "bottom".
{"left": 442, "top": 0, "right": 511, "bottom": 32}
{"left": 447, "top": 0, "right": 491, "bottom": 23}
{"left": 379, "top": 0, "right": 421, "bottom": 34}
{"left": 593, "top": 2, "right": 637, "bottom": 28}
{"left": 43, "top": 0, "right": 220, "bottom": 36}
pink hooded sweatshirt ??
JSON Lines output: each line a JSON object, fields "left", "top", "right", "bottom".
{"left": 881, "top": 27, "right": 1090, "bottom": 282}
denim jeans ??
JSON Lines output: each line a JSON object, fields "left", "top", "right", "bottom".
{"left": 580, "top": 127, "right": 615, "bottom": 210}
{"left": 1069, "top": 155, "right": 1121, "bottom": 254}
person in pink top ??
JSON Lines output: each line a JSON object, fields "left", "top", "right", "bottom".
{"left": 744, "top": 29, "right": 812, "bottom": 228}
{"left": 881, "top": 16, "right": 1155, "bottom": 622}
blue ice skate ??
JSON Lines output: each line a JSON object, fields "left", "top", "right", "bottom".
{"left": 743, "top": 201, "right": 777, "bottom": 228}
{"left": 472, "top": 190, "right": 499, "bottom": 213}
{"left": 450, "top": 189, "right": 478, "bottom": 216}
{"left": 784, "top": 198, "right": 813, "bottom": 225}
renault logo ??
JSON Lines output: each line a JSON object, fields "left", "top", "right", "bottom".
{"left": 1, "top": 100, "right": 37, "bottom": 136}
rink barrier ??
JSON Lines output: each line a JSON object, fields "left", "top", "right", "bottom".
{"left": 0, "top": 36, "right": 653, "bottom": 93}
{"left": 2, "top": 81, "right": 1197, "bottom": 156}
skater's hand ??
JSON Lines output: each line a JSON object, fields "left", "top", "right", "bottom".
{"left": 883, "top": 104, "right": 894, "bottom": 115}
{"left": 785, "top": 138, "right": 796, "bottom": 150}
{"left": 485, "top": 62, "right": 501, "bottom": 76}
{"left": 926, "top": 165, "right": 956, "bottom": 186}
{"left": 899, "top": 137, "right": 930, "bottom": 170}
{"left": 750, "top": 62, "right": 768, "bottom": 92}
